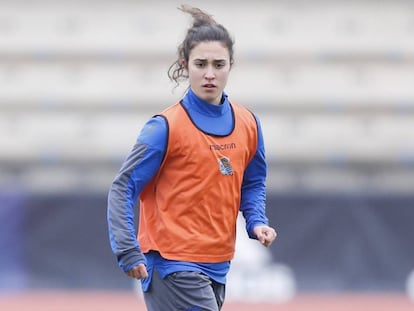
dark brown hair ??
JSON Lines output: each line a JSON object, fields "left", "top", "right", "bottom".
{"left": 168, "top": 4, "right": 235, "bottom": 86}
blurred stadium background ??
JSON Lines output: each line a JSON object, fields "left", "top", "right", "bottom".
{"left": 1, "top": 0, "right": 414, "bottom": 310}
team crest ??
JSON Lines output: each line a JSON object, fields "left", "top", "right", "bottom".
{"left": 218, "top": 156, "right": 233, "bottom": 175}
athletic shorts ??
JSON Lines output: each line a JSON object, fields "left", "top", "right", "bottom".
{"left": 143, "top": 269, "right": 225, "bottom": 311}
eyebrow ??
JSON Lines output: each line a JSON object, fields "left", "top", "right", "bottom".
{"left": 193, "top": 59, "right": 227, "bottom": 63}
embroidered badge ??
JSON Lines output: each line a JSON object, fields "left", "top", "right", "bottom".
{"left": 218, "top": 156, "right": 233, "bottom": 175}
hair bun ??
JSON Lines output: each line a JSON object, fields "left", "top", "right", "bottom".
{"left": 179, "top": 4, "right": 216, "bottom": 27}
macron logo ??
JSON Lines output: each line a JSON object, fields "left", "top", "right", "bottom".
{"left": 210, "top": 143, "right": 236, "bottom": 151}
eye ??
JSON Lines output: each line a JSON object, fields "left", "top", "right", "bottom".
{"left": 215, "top": 62, "right": 226, "bottom": 69}
{"left": 195, "top": 62, "right": 206, "bottom": 68}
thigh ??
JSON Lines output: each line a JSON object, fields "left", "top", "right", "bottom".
{"left": 144, "top": 270, "right": 221, "bottom": 311}
{"left": 211, "top": 280, "right": 225, "bottom": 310}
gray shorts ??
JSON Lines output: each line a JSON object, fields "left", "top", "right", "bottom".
{"left": 143, "top": 269, "right": 225, "bottom": 311}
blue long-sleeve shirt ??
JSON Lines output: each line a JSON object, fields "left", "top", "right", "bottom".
{"left": 107, "top": 88, "right": 268, "bottom": 290}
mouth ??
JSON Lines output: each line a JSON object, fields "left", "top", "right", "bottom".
{"left": 203, "top": 84, "right": 216, "bottom": 89}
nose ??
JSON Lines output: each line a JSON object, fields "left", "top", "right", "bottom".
{"left": 204, "top": 65, "right": 215, "bottom": 80}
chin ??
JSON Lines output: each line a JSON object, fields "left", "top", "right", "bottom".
{"left": 196, "top": 89, "right": 221, "bottom": 104}
{"left": 207, "top": 97, "right": 220, "bottom": 105}
{"left": 205, "top": 93, "right": 221, "bottom": 104}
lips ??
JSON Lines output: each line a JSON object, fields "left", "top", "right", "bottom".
{"left": 203, "top": 83, "right": 216, "bottom": 88}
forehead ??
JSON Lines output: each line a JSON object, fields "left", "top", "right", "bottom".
{"left": 189, "top": 41, "right": 230, "bottom": 60}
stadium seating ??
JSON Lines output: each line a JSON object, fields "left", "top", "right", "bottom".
{"left": 1, "top": 0, "right": 414, "bottom": 194}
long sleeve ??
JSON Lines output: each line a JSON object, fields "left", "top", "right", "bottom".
{"left": 107, "top": 116, "right": 167, "bottom": 272}
{"left": 240, "top": 115, "right": 269, "bottom": 239}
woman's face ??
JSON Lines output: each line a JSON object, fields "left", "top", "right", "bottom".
{"left": 186, "top": 41, "right": 231, "bottom": 105}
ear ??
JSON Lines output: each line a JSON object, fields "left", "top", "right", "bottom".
{"left": 181, "top": 59, "right": 188, "bottom": 70}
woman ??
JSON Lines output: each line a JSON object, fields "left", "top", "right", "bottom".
{"left": 107, "top": 5, "right": 277, "bottom": 311}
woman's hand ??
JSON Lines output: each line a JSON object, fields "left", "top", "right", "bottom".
{"left": 253, "top": 225, "right": 277, "bottom": 247}
{"left": 126, "top": 263, "right": 148, "bottom": 280}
